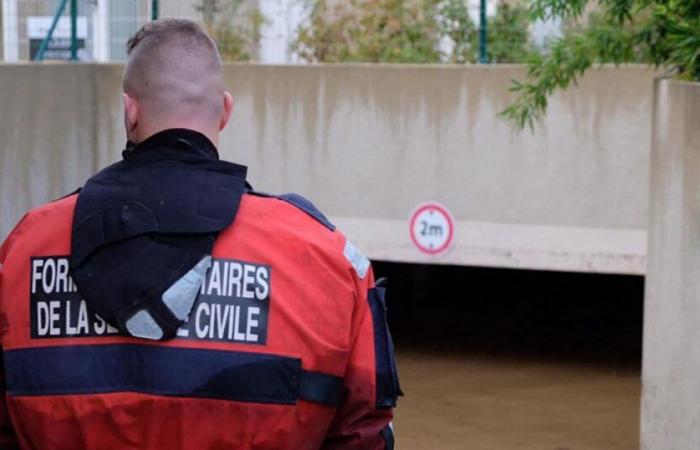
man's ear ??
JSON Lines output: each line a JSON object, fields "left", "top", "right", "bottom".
{"left": 219, "top": 91, "right": 234, "bottom": 131}
{"left": 123, "top": 93, "right": 139, "bottom": 138}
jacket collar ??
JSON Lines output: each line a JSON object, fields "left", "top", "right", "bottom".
{"left": 122, "top": 128, "right": 219, "bottom": 161}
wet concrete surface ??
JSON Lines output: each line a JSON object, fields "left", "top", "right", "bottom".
{"left": 392, "top": 347, "right": 640, "bottom": 450}
{"left": 373, "top": 262, "right": 644, "bottom": 450}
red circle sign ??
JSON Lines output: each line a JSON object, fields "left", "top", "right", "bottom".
{"left": 409, "top": 202, "right": 455, "bottom": 255}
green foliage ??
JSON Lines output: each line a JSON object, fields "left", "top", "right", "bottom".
{"left": 294, "top": 0, "right": 442, "bottom": 63}
{"left": 195, "top": 0, "right": 265, "bottom": 61}
{"left": 503, "top": 0, "right": 700, "bottom": 129}
{"left": 529, "top": 0, "right": 588, "bottom": 21}
{"left": 437, "top": 0, "right": 477, "bottom": 63}
{"left": 294, "top": 0, "right": 538, "bottom": 64}
{"left": 487, "top": 3, "right": 537, "bottom": 63}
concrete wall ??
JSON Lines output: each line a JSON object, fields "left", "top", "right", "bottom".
{"left": 0, "top": 64, "right": 98, "bottom": 229}
{"left": 642, "top": 79, "right": 700, "bottom": 449}
{"left": 0, "top": 64, "right": 656, "bottom": 274}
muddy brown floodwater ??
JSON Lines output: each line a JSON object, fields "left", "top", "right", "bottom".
{"left": 392, "top": 349, "right": 641, "bottom": 450}
{"left": 372, "top": 261, "right": 644, "bottom": 449}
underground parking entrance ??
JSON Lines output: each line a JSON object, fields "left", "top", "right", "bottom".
{"left": 372, "top": 260, "right": 644, "bottom": 450}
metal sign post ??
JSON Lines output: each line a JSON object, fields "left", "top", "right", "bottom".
{"left": 70, "top": 0, "right": 77, "bottom": 60}
{"left": 479, "top": 0, "right": 488, "bottom": 63}
{"left": 34, "top": 0, "right": 69, "bottom": 61}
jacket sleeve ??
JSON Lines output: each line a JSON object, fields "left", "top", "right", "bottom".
{"left": 0, "top": 218, "right": 24, "bottom": 449}
{"left": 321, "top": 257, "right": 400, "bottom": 450}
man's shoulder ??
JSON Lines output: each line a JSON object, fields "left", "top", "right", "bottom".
{"left": 243, "top": 190, "right": 336, "bottom": 232}
{"left": 238, "top": 190, "right": 342, "bottom": 251}
{"left": 24, "top": 192, "right": 79, "bottom": 226}
{"left": 11, "top": 193, "right": 78, "bottom": 234}
{"left": 236, "top": 191, "right": 371, "bottom": 281}
{"left": 0, "top": 193, "right": 78, "bottom": 261}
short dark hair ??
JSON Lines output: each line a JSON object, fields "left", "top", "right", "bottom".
{"left": 126, "top": 18, "right": 215, "bottom": 55}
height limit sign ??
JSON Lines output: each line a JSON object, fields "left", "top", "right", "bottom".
{"left": 409, "top": 202, "right": 455, "bottom": 255}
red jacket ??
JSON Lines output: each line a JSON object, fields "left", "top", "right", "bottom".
{"left": 0, "top": 191, "right": 399, "bottom": 449}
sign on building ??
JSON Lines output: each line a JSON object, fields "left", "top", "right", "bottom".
{"left": 409, "top": 202, "right": 455, "bottom": 255}
{"left": 27, "top": 16, "right": 87, "bottom": 60}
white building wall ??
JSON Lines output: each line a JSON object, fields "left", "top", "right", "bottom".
{"left": 2, "top": 0, "right": 19, "bottom": 61}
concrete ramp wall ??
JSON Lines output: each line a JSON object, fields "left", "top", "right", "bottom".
{"left": 642, "top": 79, "right": 700, "bottom": 449}
{"left": 0, "top": 64, "right": 656, "bottom": 274}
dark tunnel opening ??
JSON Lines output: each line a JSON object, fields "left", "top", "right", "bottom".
{"left": 372, "top": 261, "right": 644, "bottom": 369}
